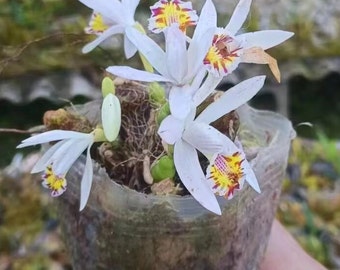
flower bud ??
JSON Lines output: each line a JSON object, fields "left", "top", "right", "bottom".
{"left": 149, "top": 82, "right": 166, "bottom": 106}
{"left": 102, "top": 77, "right": 115, "bottom": 98}
{"left": 156, "top": 102, "right": 170, "bottom": 125}
{"left": 151, "top": 155, "right": 176, "bottom": 182}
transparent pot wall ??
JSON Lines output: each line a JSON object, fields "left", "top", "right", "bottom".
{"left": 57, "top": 105, "right": 295, "bottom": 270}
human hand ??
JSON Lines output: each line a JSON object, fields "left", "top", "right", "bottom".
{"left": 261, "top": 219, "right": 327, "bottom": 270}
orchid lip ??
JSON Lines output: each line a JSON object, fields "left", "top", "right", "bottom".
{"left": 148, "top": 0, "right": 198, "bottom": 33}
{"left": 203, "top": 33, "right": 243, "bottom": 76}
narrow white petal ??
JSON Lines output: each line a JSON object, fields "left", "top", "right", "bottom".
{"left": 54, "top": 138, "right": 91, "bottom": 175}
{"left": 187, "top": 27, "right": 215, "bottom": 79}
{"left": 225, "top": 0, "right": 252, "bottom": 35}
{"left": 106, "top": 66, "right": 171, "bottom": 82}
{"left": 122, "top": 0, "right": 139, "bottom": 16}
{"left": 189, "top": 0, "right": 216, "bottom": 76}
{"left": 193, "top": 0, "right": 217, "bottom": 40}
{"left": 169, "top": 86, "right": 194, "bottom": 120}
{"left": 121, "top": 0, "right": 139, "bottom": 22}
{"left": 158, "top": 115, "right": 185, "bottom": 145}
{"left": 82, "top": 25, "right": 124, "bottom": 54}
{"left": 123, "top": 34, "right": 138, "bottom": 58}
{"left": 183, "top": 122, "right": 224, "bottom": 156}
{"left": 193, "top": 73, "right": 222, "bottom": 106}
{"left": 189, "top": 67, "right": 207, "bottom": 92}
{"left": 31, "top": 140, "right": 67, "bottom": 173}
{"left": 46, "top": 139, "right": 80, "bottom": 171}
{"left": 125, "top": 27, "right": 169, "bottom": 77}
{"left": 17, "top": 130, "right": 89, "bottom": 148}
{"left": 238, "top": 30, "right": 294, "bottom": 50}
{"left": 79, "top": 144, "right": 94, "bottom": 211}
{"left": 174, "top": 140, "right": 221, "bottom": 215}
{"left": 196, "top": 75, "right": 265, "bottom": 124}
{"left": 79, "top": 0, "right": 124, "bottom": 23}
{"left": 33, "top": 138, "right": 79, "bottom": 174}
{"left": 243, "top": 161, "right": 261, "bottom": 193}
{"left": 165, "top": 26, "right": 188, "bottom": 83}
{"left": 102, "top": 94, "right": 121, "bottom": 142}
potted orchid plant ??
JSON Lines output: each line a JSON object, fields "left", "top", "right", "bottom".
{"left": 17, "top": 0, "right": 295, "bottom": 269}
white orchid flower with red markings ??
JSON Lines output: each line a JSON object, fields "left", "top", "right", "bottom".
{"left": 79, "top": 0, "right": 140, "bottom": 57}
{"left": 201, "top": 0, "right": 294, "bottom": 81}
{"left": 158, "top": 76, "right": 265, "bottom": 214}
{"left": 107, "top": 24, "right": 215, "bottom": 119}
{"left": 17, "top": 128, "right": 109, "bottom": 211}
{"left": 148, "top": 0, "right": 198, "bottom": 33}
{"left": 190, "top": 0, "right": 294, "bottom": 106}
{"left": 206, "top": 141, "right": 254, "bottom": 200}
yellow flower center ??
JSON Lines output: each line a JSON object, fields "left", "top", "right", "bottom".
{"left": 42, "top": 165, "right": 67, "bottom": 197}
{"left": 204, "top": 34, "right": 242, "bottom": 76}
{"left": 207, "top": 152, "right": 244, "bottom": 198}
{"left": 149, "top": 0, "right": 197, "bottom": 33}
{"left": 85, "top": 12, "right": 109, "bottom": 34}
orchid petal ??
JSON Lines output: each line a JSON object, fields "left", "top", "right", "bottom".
{"left": 193, "top": 73, "right": 222, "bottom": 106}
{"left": 121, "top": 0, "right": 139, "bottom": 20}
{"left": 54, "top": 138, "right": 91, "bottom": 175}
{"left": 106, "top": 66, "right": 171, "bottom": 82}
{"left": 189, "top": 67, "right": 207, "bottom": 92}
{"left": 31, "top": 140, "right": 67, "bottom": 173}
{"left": 185, "top": 108, "right": 197, "bottom": 123}
{"left": 79, "top": 144, "right": 94, "bottom": 211}
{"left": 169, "top": 86, "right": 194, "bottom": 120}
{"left": 196, "top": 75, "right": 265, "bottom": 124}
{"left": 241, "top": 48, "right": 281, "bottom": 82}
{"left": 79, "top": 0, "right": 124, "bottom": 23}
{"left": 45, "top": 139, "right": 80, "bottom": 170}
{"left": 102, "top": 94, "right": 121, "bottom": 142}
{"left": 225, "top": 0, "right": 252, "bottom": 35}
{"left": 32, "top": 138, "right": 78, "bottom": 175}
{"left": 31, "top": 140, "right": 66, "bottom": 173}
{"left": 188, "top": 0, "right": 216, "bottom": 76}
{"left": 82, "top": 25, "right": 124, "bottom": 54}
{"left": 192, "top": 0, "right": 217, "bottom": 40}
{"left": 165, "top": 26, "right": 188, "bottom": 83}
{"left": 174, "top": 139, "right": 221, "bottom": 215}
{"left": 243, "top": 160, "right": 260, "bottom": 193}
{"left": 158, "top": 115, "right": 185, "bottom": 145}
{"left": 187, "top": 27, "right": 215, "bottom": 80}
{"left": 125, "top": 27, "right": 169, "bottom": 77}
{"left": 17, "top": 130, "right": 89, "bottom": 148}
{"left": 123, "top": 34, "right": 138, "bottom": 59}
{"left": 238, "top": 30, "right": 294, "bottom": 50}
{"left": 183, "top": 122, "right": 224, "bottom": 156}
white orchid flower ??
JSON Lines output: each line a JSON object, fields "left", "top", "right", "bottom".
{"left": 201, "top": 0, "right": 294, "bottom": 80}
{"left": 158, "top": 76, "right": 265, "bottom": 214}
{"left": 107, "top": 24, "right": 215, "bottom": 119}
{"left": 191, "top": 0, "right": 294, "bottom": 106}
{"left": 148, "top": 0, "right": 198, "bottom": 33}
{"left": 79, "top": 0, "right": 140, "bottom": 58}
{"left": 17, "top": 129, "right": 107, "bottom": 211}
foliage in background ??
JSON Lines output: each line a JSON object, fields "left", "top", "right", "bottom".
{"left": 279, "top": 137, "right": 340, "bottom": 268}
{"left": 0, "top": 0, "right": 127, "bottom": 78}
{"left": 315, "top": 129, "right": 340, "bottom": 174}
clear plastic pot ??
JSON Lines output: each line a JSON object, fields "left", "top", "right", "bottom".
{"left": 57, "top": 105, "right": 295, "bottom": 270}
